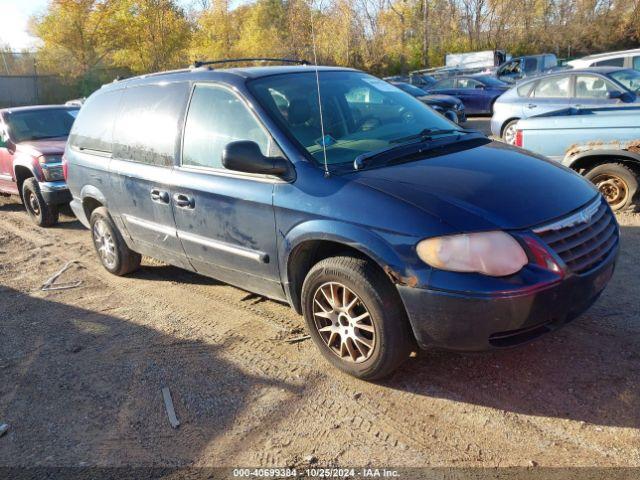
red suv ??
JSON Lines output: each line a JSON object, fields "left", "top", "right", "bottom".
{"left": 0, "top": 105, "right": 79, "bottom": 226}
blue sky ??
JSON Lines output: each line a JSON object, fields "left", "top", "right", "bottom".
{"left": 0, "top": 0, "right": 216, "bottom": 50}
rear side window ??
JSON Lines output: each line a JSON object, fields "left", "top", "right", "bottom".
{"left": 433, "top": 78, "right": 455, "bottom": 89}
{"left": 457, "top": 78, "right": 482, "bottom": 89}
{"left": 69, "top": 90, "right": 123, "bottom": 152}
{"left": 533, "top": 75, "right": 570, "bottom": 98}
{"left": 182, "top": 84, "right": 269, "bottom": 170}
{"left": 594, "top": 57, "right": 624, "bottom": 67}
{"left": 633, "top": 56, "right": 640, "bottom": 71}
{"left": 113, "top": 83, "right": 189, "bottom": 167}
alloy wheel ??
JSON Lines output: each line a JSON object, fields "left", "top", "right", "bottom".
{"left": 312, "top": 282, "right": 376, "bottom": 363}
{"left": 93, "top": 219, "right": 117, "bottom": 269}
{"left": 593, "top": 173, "right": 629, "bottom": 210}
{"left": 503, "top": 123, "right": 517, "bottom": 145}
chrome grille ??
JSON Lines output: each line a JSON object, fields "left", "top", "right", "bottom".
{"left": 533, "top": 198, "right": 618, "bottom": 274}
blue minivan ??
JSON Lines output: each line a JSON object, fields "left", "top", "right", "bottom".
{"left": 64, "top": 62, "right": 619, "bottom": 379}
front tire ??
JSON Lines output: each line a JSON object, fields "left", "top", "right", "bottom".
{"left": 301, "top": 255, "right": 414, "bottom": 380}
{"left": 90, "top": 207, "right": 141, "bottom": 275}
{"left": 585, "top": 163, "right": 638, "bottom": 211}
{"left": 21, "top": 178, "right": 58, "bottom": 227}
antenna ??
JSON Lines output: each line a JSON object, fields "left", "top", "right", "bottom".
{"left": 309, "top": 1, "right": 329, "bottom": 177}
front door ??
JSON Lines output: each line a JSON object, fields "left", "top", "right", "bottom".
{"left": 172, "top": 83, "right": 283, "bottom": 300}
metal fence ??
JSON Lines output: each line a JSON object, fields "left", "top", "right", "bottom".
{"left": 0, "top": 50, "right": 125, "bottom": 108}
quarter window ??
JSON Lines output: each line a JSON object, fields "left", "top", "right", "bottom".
{"left": 633, "top": 56, "right": 640, "bottom": 71}
{"left": 182, "top": 84, "right": 269, "bottom": 170}
{"left": 517, "top": 82, "right": 536, "bottom": 97}
{"left": 533, "top": 76, "right": 570, "bottom": 98}
{"left": 69, "top": 90, "right": 123, "bottom": 152}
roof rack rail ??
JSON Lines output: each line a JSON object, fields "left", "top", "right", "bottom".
{"left": 190, "top": 58, "right": 309, "bottom": 69}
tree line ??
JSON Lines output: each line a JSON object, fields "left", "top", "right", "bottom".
{"left": 18, "top": 0, "right": 640, "bottom": 90}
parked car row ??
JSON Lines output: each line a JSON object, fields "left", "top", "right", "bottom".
{"left": 492, "top": 67, "right": 640, "bottom": 144}
{"left": 0, "top": 62, "right": 620, "bottom": 381}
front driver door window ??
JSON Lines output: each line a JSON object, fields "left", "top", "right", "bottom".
{"left": 172, "top": 83, "right": 282, "bottom": 299}
{"left": 574, "top": 75, "right": 621, "bottom": 105}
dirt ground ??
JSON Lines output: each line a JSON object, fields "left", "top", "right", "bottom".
{"left": 0, "top": 191, "right": 639, "bottom": 469}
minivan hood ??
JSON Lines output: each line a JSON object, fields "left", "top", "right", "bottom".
{"left": 350, "top": 141, "right": 597, "bottom": 231}
{"left": 17, "top": 137, "right": 67, "bottom": 157}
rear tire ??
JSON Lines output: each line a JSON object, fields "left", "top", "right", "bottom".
{"left": 301, "top": 255, "right": 414, "bottom": 380}
{"left": 501, "top": 119, "right": 520, "bottom": 145}
{"left": 89, "top": 207, "right": 141, "bottom": 275}
{"left": 21, "top": 178, "right": 58, "bottom": 227}
{"left": 585, "top": 163, "right": 638, "bottom": 211}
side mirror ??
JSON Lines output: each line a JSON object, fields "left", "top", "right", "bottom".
{"left": 474, "top": 84, "right": 485, "bottom": 89}
{"left": 222, "top": 141, "right": 291, "bottom": 178}
{"left": 620, "top": 91, "right": 635, "bottom": 103}
{"left": 606, "top": 90, "right": 623, "bottom": 99}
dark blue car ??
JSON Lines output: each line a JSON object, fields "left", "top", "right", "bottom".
{"left": 426, "top": 75, "right": 509, "bottom": 114}
{"left": 64, "top": 63, "right": 618, "bottom": 380}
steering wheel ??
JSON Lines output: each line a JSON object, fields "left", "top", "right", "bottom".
{"left": 357, "top": 115, "right": 382, "bottom": 131}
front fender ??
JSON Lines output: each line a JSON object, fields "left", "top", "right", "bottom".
{"left": 279, "top": 219, "right": 424, "bottom": 310}
{"left": 13, "top": 155, "right": 39, "bottom": 182}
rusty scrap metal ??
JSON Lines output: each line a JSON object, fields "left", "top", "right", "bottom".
{"left": 565, "top": 139, "right": 640, "bottom": 157}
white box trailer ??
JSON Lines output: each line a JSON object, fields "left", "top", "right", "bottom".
{"left": 445, "top": 50, "right": 509, "bottom": 69}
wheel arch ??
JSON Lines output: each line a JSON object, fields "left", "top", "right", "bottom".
{"left": 500, "top": 117, "right": 521, "bottom": 137}
{"left": 13, "top": 165, "right": 34, "bottom": 201}
{"left": 566, "top": 150, "right": 640, "bottom": 174}
{"left": 80, "top": 185, "right": 108, "bottom": 221}
{"left": 281, "top": 221, "right": 410, "bottom": 314}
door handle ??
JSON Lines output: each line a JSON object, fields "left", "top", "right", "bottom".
{"left": 173, "top": 193, "right": 195, "bottom": 209}
{"left": 150, "top": 188, "right": 170, "bottom": 204}
{"left": 527, "top": 103, "right": 537, "bottom": 108}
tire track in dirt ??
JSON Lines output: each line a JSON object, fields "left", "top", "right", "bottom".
{"left": 1, "top": 201, "right": 638, "bottom": 466}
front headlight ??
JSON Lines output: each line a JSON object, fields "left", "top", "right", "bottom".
{"left": 39, "top": 155, "right": 64, "bottom": 181}
{"left": 416, "top": 231, "right": 528, "bottom": 277}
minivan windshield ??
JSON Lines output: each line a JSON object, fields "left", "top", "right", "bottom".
{"left": 5, "top": 108, "right": 79, "bottom": 143}
{"left": 248, "top": 71, "right": 459, "bottom": 167}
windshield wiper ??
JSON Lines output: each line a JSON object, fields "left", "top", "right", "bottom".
{"left": 389, "top": 128, "right": 475, "bottom": 144}
{"left": 353, "top": 128, "right": 478, "bottom": 170}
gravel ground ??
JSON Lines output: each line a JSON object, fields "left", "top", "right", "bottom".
{"left": 0, "top": 180, "right": 639, "bottom": 468}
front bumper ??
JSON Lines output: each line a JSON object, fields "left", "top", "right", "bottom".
{"left": 39, "top": 181, "right": 71, "bottom": 206}
{"left": 398, "top": 247, "right": 617, "bottom": 351}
